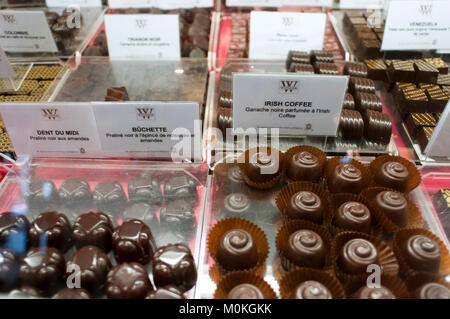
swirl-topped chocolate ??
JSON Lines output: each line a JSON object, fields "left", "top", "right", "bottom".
{"left": 328, "top": 163, "right": 363, "bottom": 194}
{"left": 285, "top": 230, "right": 325, "bottom": 269}
{"left": 286, "top": 191, "right": 323, "bottom": 223}
{"left": 375, "top": 162, "right": 409, "bottom": 191}
{"left": 374, "top": 191, "right": 408, "bottom": 227}
{"left": 286, "top": 151, "right": 321, "bottom": 182}
{"left": 339, "top": 238, "right": 378, "bottom": 274}
{"left": 413, "top": 283, "right": 450, "bottom": 299}
{"left": 227, "top": 284, "right": 264, "bottom": 299}
{"left": 402, "top": 235, "right": 441, "bottom": 273}
{"left": 216, "top": 229, "right": 258, "bottom": 270}
{"left": 351, "top": 285, "right": 395, "bottom": 299}
{"left": 291, "top": 281, "right": 332, "bottom": 299}
{"left": 247, "top": 151, "right": 280, "bottom": 183}
{"left": 334, "top": 201, "right": 371, "bottom": 233}
{"left": 221, "top": 193, "right": 252, "bottom": 219}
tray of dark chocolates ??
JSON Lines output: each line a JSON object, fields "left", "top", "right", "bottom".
{"left": 0, "top": 158, "right": 209, "bottom": 298}
{"left": 195, "top": 147, "right": 450, "bottom": 299}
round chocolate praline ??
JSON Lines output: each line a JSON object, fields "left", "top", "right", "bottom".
{"left": 216, "top": 229, "right": 259, "bottom": 271}
{"left": 334, "top": 201, "right": 372, "bottom": 233}
{"left": 0, "top": 248, "right": 19, "bottom": 291}
{"left": 328, "top": 163, "right": 364, "bottom": 194}
{"left": 286, "top": 191, "right": 323, "bottom": 223}
{"left": 374, "top": 161, "right": 409, "bottom": 192}
{"left": 286, "top": 151, "right": 321, "bottom": 183}
{"left": 72, "top": 212, "right": 114, "bottom": 252}
{"left": 246, "top": 151, "right": 280, "bottom": 183}
{"left": 227, "top": 284, "right": 264, "bottom": 299}
{"left": 285, "top": 230, "right": 326, "bottom": 269}
{"left": 374, "top": 191, "right": 408, "bottom": 227}
{"left": 402, "top": 235, "right": 441, "bottom": 273}
{"left": 52, "top": 288, "right": 91, "bottom": 299}
{"left": 291, "top": 281, "right": 332, "bottom": 299}
{"left": 220, "top": 193, "right": 253, "bottom": 219}
{"left": 29, "top": 212, "right": 72, "bottom": 253}
{"left": 0, "top": 212, "right": 30, "bottom": 254}
{"left": 58, "top": 178, "right": 92, "bottom": 210}
{"left": 351, "top": 285, "right": 395, "bottom": 299}
{"left": 412, "top": 283, "right": 450, "bottom": 299}
{"left": 339, "top": 238, "right": 378, "bottom": 274}
{"left": 145, "top": 286, "right": 185, "bottom": 299}
{"left": 105, "top": 262, "right": 151, "bottom": 299}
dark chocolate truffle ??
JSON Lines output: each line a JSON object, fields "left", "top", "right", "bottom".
{"left": 20, "top": 247, "right": 65, "bottom": 293}
{"left": 220, "top": 193, "right": 253, "bottom": 219}
{"left": 127, "top": 173, "right": 162, "bottom": 205}
{"left": 285, "top": 230, "right": 326, "bottom": 269}
{"left": 145, "top": 286, "right": 185, "bottom": 299}
{"left": 374, "top": 162, "right": 409, "bottom": 192}
{"left": 58, "top": 178, "right": 92, "bottom": 210}
{"left": 93, "top": 181, "right": 127, "bottom": 220}
{"left": 112, "top": 219, "right": 156, "bottom": 265}
{"left": 105, "top": 262, "right": 151, "bottom": 299}
{"left": 374, "top": 191, "right": 408, "bottom": 227}
{"left": 29, "top": 212, "right": 72, "bottom": 253}
{"left": 402, "top": 235, "right": 441, "bottom": 273}
{"left": 247, "top": 151, "right": 281, "bottom": 183}
{"left": 328, "top": 163, "right": 364, "bottom": 194}
{"left": 339, "top": 238, "right": 378, "bottom": 274}
{"left": 8, "top": 286, "right": 41, "bottom": 298}
{"left": 291, "top": 281, "right": 332, "bottom": 299}
{"left": 286, "top": 192, "right": 324, "bottom": 223}
{"left": 153, "top": 243, "right": 196, "bottom": 291}
{"left": 66, "top": 246, "right": 112, "bottom": 293}
{"left": 286, "top": 152, "right": 321, "bottom": 183}
{"left": 334, "top": 202, "right": 371, "bottom": 233}
{"left": 0, "top": 248, "right": 19, "bottom": 291}
{"left": 52, "top": 288, "right": 91, "bottom": 299}
{"left": 72, "top": 212, "right": 113, "bottom": 252}
{"left": 227, "top": 284, "right": 264, "bottom": 299}
{"left": 122, "top": 203, "right": 159, "bottom": 233}
{"left": 412, "top": 283, "right": 450, "bottom": 299}
{"left": 216, "top": 229, "right": 258, "bottom": 270}
{"left": 0, "top": 212, "right": 29, "bottom": 254}
{"left": 23, "top": 179, "right": 59, "bottom": 210}
{"left": 351, "top": 285, "right": 395, "bottom": 299}
{"left": 164, "top": 175, "right": 198, "bottom": 206}
{"left": 160, "top": 199, "right": 196, "bottom": 240}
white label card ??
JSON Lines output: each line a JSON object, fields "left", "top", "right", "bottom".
{"left": 339, "top": 0, "right": 385, "bottom": 9}
{"left": 0, "top": 47, "right": 14, "bottom": 78}
{"left": 0, "top": 11, "right": 58, "bottom": 53}
{"left": 104, "top": 14, "right": 181, "bottom": 59}
{"left": 233, "top": 73, "right": 348, "bottom": 136}
{"left": 153, "top": 0, "right": 213, "bottom": 9}
{"left": 226, "top": 0, "right": 282, "bottom": 7}
{"left": 249, "top": 11, "right": 326, "bottom": 60}
{"left": 108, "top": 0, "right": 152, "bottom": 8}
{"left": 0, "top": 103, "right": 102, "bottom": 158}
{"left": 46, "top": 0, "right": 101, "bottom": 7}
{"left": 382, "top": 0, "right": 450, "bottom": 51}
{"left": 283, "top": 0, "right": 333, "bottom": 7}
{"left": 424, "top": 102, "right": 450, "bottom": 157}
{"left": 93, "top": 102, "right": 201, "bottom": 159}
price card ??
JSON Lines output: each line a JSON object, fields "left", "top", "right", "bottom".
{"left": 108, "top": 0, "right": 153, "bottom": 8}
{"left": 0, "top": 11, "right": 58, "bottom": 53}
{"left": 226, "top": 0, "right": 282, "bottom": 7}
{"left": 153, "top": 0, "right": 213, "bottom": 9}
{"left": 283, "top": 0, "right": 333, "bottom": 7}
{"left": 232, "top": 73, "right": 348, "bottom": 136}
{"left": 104, "top": 14, "right": 181, "bottom": 59}
{"left": 424, "top": 101, "right": 450, "bottom": 157}
{"left": 93, "top": 102, "right": 201, "bottom": 160}
{"left": 249, "top": 11, "right": 326, "bottom": 60}
{"left": 0, "top": 47, "right": 14, "bottom": 78}
{"left": 0, "top": 103, "right": 102, "bottom": 158}
{"left": 382, "top": 0, "right": 450, "bottom": 51}
{"left": 46, "top": 0, "right": 101, "bottom": 7}
{"left": 339, "top": 0, "right": 385, "bottom": 9}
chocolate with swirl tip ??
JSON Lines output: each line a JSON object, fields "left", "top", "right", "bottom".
{"left": 338, "top": 238, "right": 378, "bottom": 274}
{"left": 29, "top": 212, "right": 72, "bottom": 253}
{"left": 223, "top": 165, "right": 245, "bottom": 194}
{"left": 105, "top": 262, "right": 151, "bottom": 299}
{"left": 339, "top": 109, "right": 364, "bottom": 140}
{"left": 286, "top": 151, "right": 321, "bottom": 183}
{"left": 127, "top": 173, "right": 162, "bottom": 205}
{"left": 227, "top": 284, "right": 265, "bottom": 299}
{"left": 334, "top": 201, "right": 372, "bottom": 233}
{"left": 291, "top": 281, "right": 332, "bottom": 299}
{"left": 412, "top": 283, "right": 450, "bottom": 299}
{"left": 401, "top": 234, "right": 441, "bottom": 273}
{"left": 0, "top": 212, "right": 29, "bottom": 254}
{"left": 285, "top": 230, "right": 326, "bottom": 269}
{"left": 327, "top": 163, "right": 364, "bottom": 194}
{"left": 246, "top": 151, "right": 281, "bottom": 183}
{"left": 373, "top": 191, "right": 408, "bottom": 227}
{"left": 216, "top": 229, "right": 259, "bottom": 271}
{"left": 351, "top": 285, "right": 395, "bottom": 299}
{"left": 286, "top": 191, "right": 324, "bottom": 223}
{"left": 374, "top": 161, "right": 409, "bottom": 192}
{"left": 220, "top": 193, "right": 253, "bottom": 219}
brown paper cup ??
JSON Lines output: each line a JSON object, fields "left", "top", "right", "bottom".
{"left": 332, "top": 231, "right": 399, "bottom": 283}
{"left": 328, "top": 193, "right": 382, "bottom": 236}
{"left": 283, "top": 146, "right": 327, "bottom": 184}
{"left": 238, "top": 147, "right": 285, "bottom": 190}
{"left": 344, "top": 274, "right": 409, "bottom": 299}
{"left": 276, "top": 219, "right": 333, "bottom": 272}
{"left": 393, "top": 228, "right": 450, "bottom": 277}
{"left": 325, "top": 157, "right": 372, "bottom": 194}
{"left": 404, "top": 271, "right": 450, "bottom": 296}
{"left": 275, "top": 181, "right": 331, "bottom": 225}
{"left": 278, "top": 268, "right": 345, "bottom": 299}
{"left": 209, "top": 263, "right": 267, "bottom": 285}
{"left": 360, "top": 187, "right": 423, "bottom": 233}
{"left": 214, "top": 271, "right": 277, "bottom": 299}
{"left": 207, "top": 217, "right": 269, "bottom": 280}
{"left": 369, "top": 155, "right": 421, "bottom": 193}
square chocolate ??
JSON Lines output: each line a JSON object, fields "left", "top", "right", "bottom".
{"left": 413, "top": 60, "right": 439, "bottom": 84}
{"left": 424, "top": 58, "right": 449, "bottom": 74}
{"left": 437, "top": 74, "right": 450, "bottom": 86}
{"left": 388, "top": 60, "right": 415, "bottom": 83}
{"left": 365, "top": 59, "right": 387, "bottom": 81}
{"left": 404, "top": 113, "right": 436, "bottom": 139}
{"left": 425, "top": 86, "right": 450, "bottom": 113}
{"left": 402, "top": 88, "right": 429, "bottom": 113}
{"left": 357, "top": 39, "right": 381, "bottom": 59}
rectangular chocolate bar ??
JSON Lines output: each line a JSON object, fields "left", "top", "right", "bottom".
{"left": 404, "top": 112, "right": 436, "bottom": 139}
{"left": 414, "top": 60, "right": 439, "bottom": 84}
{"left": 313, "top": 62, "right": 340, "bottom": 75}
{"left": 396, "top": 87, "right": 428, "bottom": 114}
{"left": 424, "top": 58, "right": 449, "bottom": 75}
{"left": 416, "top": 126, "right": 434, "bottom": 152}
{"left": 425, "top": 86, "right": 449, "bottom": 113}
{"left": 289, "top": 63, "right": 315, "bottom": 74}
{"left": 365, "top": 59, "right": 387, "bottom": 81}
{"left": 388, "top": 60, "right": 415, "bottom": 83}
{"left": 437, "top": 74, "right": 450, "bottom": 86}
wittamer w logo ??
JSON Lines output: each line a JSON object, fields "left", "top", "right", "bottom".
{"left": 136, "top": 107, "right": 155, "bottom": 120}
{"left": 41, "top": 108, "right": 60, "bottom": 120}
{"left": 419, "top": 4, "right": 433, "bottom": 15}
{"left": 135, "top": 19, "right": 147, "bottom": 29}
{"left": 2, "top": 14, "right": 16, "bottom": 24}
{"left": 282, "top": 17, "right": 294, "bottom": 27}
{"left": 279, "top": 80, "right": 299, "bottom": 93}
